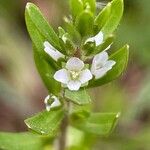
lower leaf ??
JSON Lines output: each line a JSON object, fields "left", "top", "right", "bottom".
{"left": 25, "top": 109, "right": 65, "bottom": 136}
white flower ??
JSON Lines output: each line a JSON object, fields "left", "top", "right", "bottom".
{"left": 44, "top": 95, "right": 61, "bottom": 111}
{"left": 54, "top": 57, "right": 93, "bottom": 91}
{"left": 44, "top": 41, "right": 65, "bottom": 61}
{"left": 91, "top": 51, "right": 116, "bottom": 79}
{"left": 85, "top": 31, "right": 103, "bottom": 46}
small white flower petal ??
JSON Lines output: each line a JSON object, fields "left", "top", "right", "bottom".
{"left": 54, "top": 69, "right": 70, "bottom": 84}
{"left": 85, "top": 31, "right": 103, "bottom": 46}
{"left": 94, "top": 31, "right": 104, "bottom": 46}
{"left": 44, "top": 95, "right": 50, "bottom": 104}
{"left": 104, "top": 60, "right": 116, "bottom": 70}
{"left": 91, "top": 51, "right": 109, "bottom": 74}
{"left": 94, "top": 68, "right": 108, "bottom": 79}
{"left": 93, "top": 51, "right": 109, "bottom": 64}
{"left": 44, "top": 41, "right": 64, "bottom": 61}
{"left": 46, "top": 105, "right": 51, "bottom": 111}
{"left": 79, "top": 69, "right": 93, "bottom": 84}
{"left": 67, "top": 80, "right": 81, "bottom": 91}
{"left": 44, "top": 95, "right": 61, "bottom": 111}
{"left": 50, "top": 96, "right": 61, "bottom": 108}
{"left": 66, "top": 57, "right": 84, "bottom": 71}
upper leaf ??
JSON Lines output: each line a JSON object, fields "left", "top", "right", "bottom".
{"left": 25, "top": 109, "right": 65, "bottom": 136}
{"left": 70, "top": 0, "right": 84, "bottom": 20}
{"left": 75, "top": 11, "right": 94, "bottom": 37}
{"left": 0, "top": 132, "right": 46, "bottom": 150}
{"left": 64, "top": 20, "right": 81, "bottom": 45}
{"left": 25, "top": 3, "right": 62, "bottom": 94}
{"left": 95, "top": 0, "right": 124, "bottom": 38}
{"left": 88, "top": 44, "right": 129, "bottom": 87}
{"left": 65, "top": 88, "right": 91, "bottom": 105}
{"left": 83, "top": 0, "right": 96, "bottom": 14}
{"left": 26, "top": 3, "right": 61, "bottom": 50}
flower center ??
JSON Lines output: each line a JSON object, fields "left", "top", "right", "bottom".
{"left": 70, "top": 70, "right": 80, "bottom": 80}
{"left": 47, "top": 97, "right": 55, "bottom": 105}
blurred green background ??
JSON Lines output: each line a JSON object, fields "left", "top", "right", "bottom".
{"left": 0, "top": 0, "right": 150, "bottom": 149}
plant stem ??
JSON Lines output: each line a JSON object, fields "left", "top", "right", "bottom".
{"left": 58, "top": 102, "right": 69, "bottom": 150}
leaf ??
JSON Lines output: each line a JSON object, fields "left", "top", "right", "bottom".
{"left": 95, "top": 2, "right": 111, "bottom": 31}
{"left": 25, "top": 4, "right": 61, "bottom": 94}
{"left": 83, "top": 0, "right": 96, "bottom": 14}
{"left": 25, "top": 109, "right": 65, "bottom": 136}
{"left": 70, "top": 0, "right": 84, "bottom": 19}
{"left": 95, "top": 0, "right": 124, "bottom": 38}
{"left": 0, "top": 132, "right": 46, "bottom": 150}
{"left": 25, "top": 3, "right": 61, "bottom": 51}
{"left": 65, "top": 89, "right": 91, "bottom": 105}
{"left": 34, "top": 47, "right": 61, "bottom": 95}
{"left": 64, "top": 20, "right": 81, "bottom": 45}
{"left": 93, "top": 35, "right": 114, "bottom": 55}
{"left": 74, "top": 112, "right": 120, "bottom": 135}
{"left": 75, "top": 11, "right": 94, "bottom": 37}
{"left": 89, "top": 44, "right": 129, "bottom": 87}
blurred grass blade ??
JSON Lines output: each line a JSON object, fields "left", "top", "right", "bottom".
{"left": 89, "top": 44, "right": 129, "bottom": 87}
{"left": 95, "top": 0, "right": 124, "bottom": 38}
{"left": 0, "top": 132, "right": 46, "bottom": 150}
{"left": 74, "top": 112, "right": 120, "bottom": 135}
{"left": 65, "top": 89, "right": 91, "bottom": 105}
{"left": 25, "top": 109, "right": 65, "bottom": 136}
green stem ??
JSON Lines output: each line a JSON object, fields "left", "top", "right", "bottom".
{"left": 58, "top": 102, "right": 69, "bottom": 150}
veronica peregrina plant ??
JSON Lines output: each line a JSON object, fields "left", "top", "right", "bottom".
{"left": 0, "top": 0, "right": 129, "bottom": 149}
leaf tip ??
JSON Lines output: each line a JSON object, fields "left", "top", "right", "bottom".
{"left": 26, "top": 2, "right": 32, "bottom": 9}
{"left": 126, "top": 44, "right": 129, "bottom": 49}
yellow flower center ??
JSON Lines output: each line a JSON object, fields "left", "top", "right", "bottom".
{"left": 70, "top": 70, "right": 80, "bottom": 80}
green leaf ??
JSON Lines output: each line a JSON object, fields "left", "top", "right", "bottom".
{"left": 65, "top": 89, "right": 91, "bottom": 105}
{"left": 75, "top": 11, "right": 94, "bottom": 37}
{"left": 0, "top": 132, "right": 46, "bottom": 150}
{"left": 95, "top": 0, "right": 124, "bottom": 38}
{"left": 94, "top": 35, "right": 114, "bottom": 55}
{"left": 25, "top": 109, "right": 65, "bottom": 136}
{"left": 89, "top": 44, "right": 129, "bottom": 87}
{"left": 25, "top": 3, "right": 61, "bottom": 50}
{"left": 95, "top": 2, "right": 111, "bottom": 31}
{"left": 70, "top": 0, "right": 84, "bottom": 19}
{"left": 25, "top": 3, "right": 61, "bottom": 94}
{"left": 34, "top": 46, "right": 61, "bottom": 95}
{"left": 64, "top": 20, "right": 81, "bottom": 45}
{"left": 83, "top": 0, "right": 96, "bottom": 14}
{"left": 74, "top": 112, "right": 120, "bottom": 135}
